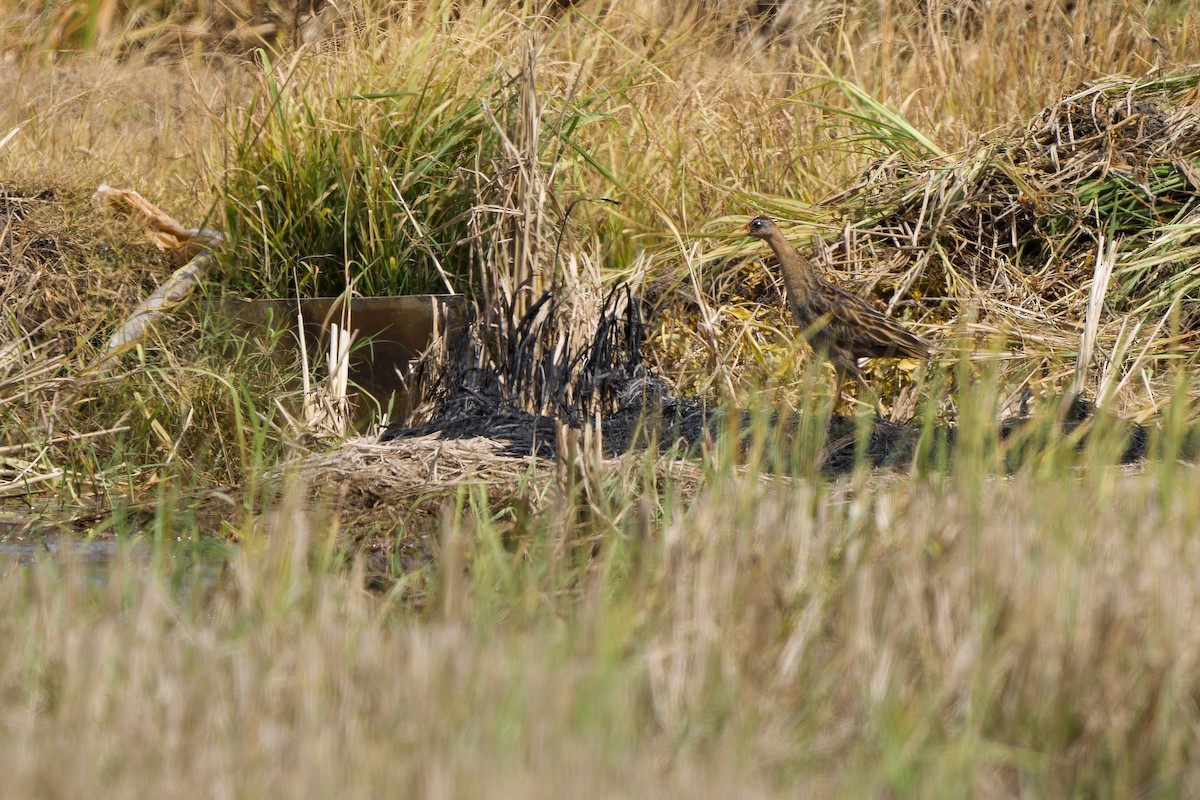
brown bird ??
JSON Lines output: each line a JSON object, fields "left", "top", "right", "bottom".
{"left": 744, "top": 215, "right": 931, "bottom": 403}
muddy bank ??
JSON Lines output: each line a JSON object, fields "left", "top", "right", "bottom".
{"left": 383, "top": 394, "right": 1154, "bottom": 475}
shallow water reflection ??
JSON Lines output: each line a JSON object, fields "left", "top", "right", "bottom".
{"left": 0, "top": 534, "right": 230, "bottom": 589}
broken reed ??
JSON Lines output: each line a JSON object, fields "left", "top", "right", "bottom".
{"left": 219, "top": 12, "right": 624, "bottom": 304}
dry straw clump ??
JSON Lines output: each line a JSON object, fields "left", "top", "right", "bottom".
{"left": 286, "top": 432, "right": 557, "bottom": 520}
{"left": 822, "top": 71, "right": 1200, "bottom": 323}
{"left": 0, "top": 183, "right": 175, "bottom": 339}
{"left": 688, "top": 70, "right": 1200, "bottom": 417}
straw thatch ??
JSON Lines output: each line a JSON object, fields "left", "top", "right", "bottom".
{"left": 823, "top": 71, "right": 1200, "bottom": 326}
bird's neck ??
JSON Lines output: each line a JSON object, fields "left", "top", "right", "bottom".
{"left": 766, "top": 231, "right": 822, "bottom": 299}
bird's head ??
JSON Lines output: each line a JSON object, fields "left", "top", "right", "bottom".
{"left": 744, "top": 215, "right": 776, "bottom": 240}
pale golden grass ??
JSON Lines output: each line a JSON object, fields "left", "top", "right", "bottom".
{"left": 0, "top": 50, "right": 239, "bottom": 218}
{"left": 2, "top": 0, "right": 1194, "bottom": 205}
{"left": 3, "top": 455, "right": 1200, "bottom": 795}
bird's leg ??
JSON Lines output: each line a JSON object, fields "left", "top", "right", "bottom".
{"left": 843, "top": 361, "right": 880, "bottom": 419}
{"left": 857, "top": 372, "right": 884, "bottom": 420}
{"left": 832, "top": 367, "right": 848, "bottom": 414}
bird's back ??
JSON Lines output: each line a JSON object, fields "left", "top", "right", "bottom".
{"left": 792, "top": 280, "right": 930, "bottom": 363}
{"left": 751, "top": 217, "right": 930, "bottom": 368}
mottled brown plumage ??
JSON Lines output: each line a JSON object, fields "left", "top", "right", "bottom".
{"left": 744, "top": 215, "right": 931, "bottom": 397}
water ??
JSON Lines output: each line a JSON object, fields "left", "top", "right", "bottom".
{"left": 0, "top": 535, "right": 136, "bottom": 570}
{"left": 0, "top": 531, "right": 231, "bottom": 589}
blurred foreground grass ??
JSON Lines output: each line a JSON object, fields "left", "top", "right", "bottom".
{"left": 4, "top": 400, "right": 1200, "bottom": 796}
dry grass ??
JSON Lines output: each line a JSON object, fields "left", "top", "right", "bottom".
{"left": 697, "top": 69, "right": 1200, "bottom": 419}
{"left": 3, "top": 1, "right": 1200, "bottom": 796}
{"left": 5, "top": 451, "right": 1200, "bottom": 796}
{"left": 5, "top": 1, "right": 1200, "bottom": 409}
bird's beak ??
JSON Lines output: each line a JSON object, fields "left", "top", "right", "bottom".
{"left": 742, "top": 223, "right": 751, "bottom": 232}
